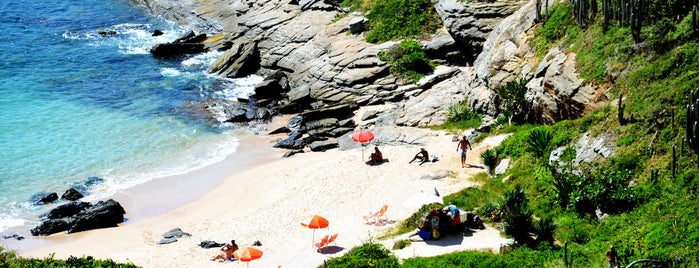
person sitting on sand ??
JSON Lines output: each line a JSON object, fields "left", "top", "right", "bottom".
{"left": 368, "top": 146, "right": 383, "bottom": 165}
{"left": 408, "top": 148, "right": 429, "bottom": 165}
{"left": 211, "top": 240, "right": 238, "bottom": 262}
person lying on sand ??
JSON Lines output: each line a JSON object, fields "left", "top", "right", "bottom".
{"left": 211, "top": 240, "right": 238, "bottom": 262}
{"left": 408, "top": 148, "right": 429, "bottom": 165}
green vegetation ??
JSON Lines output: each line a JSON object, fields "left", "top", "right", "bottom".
{"left": 321, "top": 242, "right": 400, "bottom": 268}
{"left": 342, "top": 0, "right": 442, "bottom": 43}
{"left": 0, "top": 247, "right": 139, "bottom": 268}
{"left": 329, "top": 0, "right": 699, "bottom": 267}
{"left": 378, "top": 40, "right": 434, "bottom": 83}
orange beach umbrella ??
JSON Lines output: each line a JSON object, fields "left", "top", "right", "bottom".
{"left": 233, "top": 247, "right": 263, "bottom": 267}
{"left": 301, "top": 215, "right": 329, "bottom": 245}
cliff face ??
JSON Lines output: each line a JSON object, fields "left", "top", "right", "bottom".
{"left": 130, "top": 0, "right": 608, "bottom": 130}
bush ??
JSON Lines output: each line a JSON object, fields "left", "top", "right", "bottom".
{"left": 364, "top": 0, "right": 442, "bottom": 43}
{"left": 446, "top": 99, "right": 477, "bottom": 122}
{"left": 496, "top": 77, "right": 532, "bottom": 123}
{"left": 379, "top": 40, "right": 434, "bottom": 83}
{"left": 0, "top": 247, "right": 139, "bottom": 268}
{"left": 322, "top": 242, "right": 400, "bottom": 268}
{"left": 481, "top": 149, "right": 499, "bottom": 175}
{"left": 527, "top": 127, "right": 553, "bottom": 158}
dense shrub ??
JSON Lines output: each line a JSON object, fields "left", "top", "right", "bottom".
{"left": 527, "top": 127, "right": 553, "bottom": 158}
{"left": 495, "top": 77, "right": 532, "bottom": 124}
{"left": 0, "top": 247, "right": 139, "bottom": 268}
{"left": 446, "top": 99, "right": 477, "bottom": 122}
{"left": 322, "top": 242, "right": 400, "bottom": 268}
{"left": 481, "top": 149, "right": 499, "bottom": 175}
{"left": 378, "top": 40, "right": 434, "bottom": 83}
{"left": 364, "top": 0, "right": 442, "bottom": 43}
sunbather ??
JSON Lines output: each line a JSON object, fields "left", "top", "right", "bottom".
{"left": 211, "top": 240, "right": 238, "bottom": 262}
{"left": 408, "top": 148, "right": 429, "bottom": 165}
{"left": 368, "top": 146, "right": 383, "bottom": 165}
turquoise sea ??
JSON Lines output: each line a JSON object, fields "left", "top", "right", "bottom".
{"left": 0, "top": 0, "right": 259, "bottom": 232}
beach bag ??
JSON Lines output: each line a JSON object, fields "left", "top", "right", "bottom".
{"left": 432, "top": 230, "right": 440, "bottom": 239}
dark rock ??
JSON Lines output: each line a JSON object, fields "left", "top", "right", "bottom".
{"left": 279, "top": 84, "right": 313, "bottom": 114}
{"left": 61, "top": 188, "right": 84, "bottom": 201}
{"left": 328, "top": 127, "right": 354, "bottom": 137}
{"left": 150, "top": 43, "right": 207, "bottom": 57}
{"left": 98, "top": 30, "right": 117, "bottom": 36}
{"left": 287, "top": 116, "right": 304, "bottom": 129}
{"left": 2, "top": 234, "right": 24, "bottom": 240}
{"left": 269, "top": 126, "right": 291, "bottom": 135}
{"left": 31, "top": 199, "right": 126, "bottom": 236}
{"left": 300, "top": 104, "right": 354, "bottom": 122}
{"left": 282, "top": 150, "right": 305, "bottom": 158}
{"left": 303, "top": 135, "right": 328, "bottom": 144}
{"left": 309, "top": 140, "right": 338, "bottom": 152}
{"left": 253, "top": 78, "right": 287, "bottom": 100}
{"left": 67, "top": 199, "right": 126, "bottom": 233}
{"left": 199, "top": 240, "right": 225, "bottom": 249}
{"left": 158, "top": 228, "right": 191, "bottom": 244}
{"left": 274, "top": 131, "right": 306, "bottom": 150}
{"left": 175, "top": 32, "right": 207, "bottom": 44}
{"left": 32, "top": 192, "right": 58, "bottom": 205}
{"left": 223, "top": 107, "right": 248, "bottom": 123}
{"left": 68, "top": 176, "right": 104, "bottom": 195}
{"left": 31, "top": 219, "right": 71, "bottom": 236}
{"left": 305, "top": 118, "right": 338, "bottom": 130}
{"left": 43, "top": 202, "right": 92, "bottom": 219}
{"left": 209, "top": 42, "right": 260, "bottom": 78}
{"left": 152, "top": 29, "right": 164, "bottom": 36}
{"left": 253, "top": 240, "right": 262, "bottom": 246}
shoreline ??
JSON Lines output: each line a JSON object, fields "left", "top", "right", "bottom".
{"left": 9, "top": 126, "right": 512, "bottom": 268}
{"left": 0, "top": 129, "right": 284, "bottom": 254}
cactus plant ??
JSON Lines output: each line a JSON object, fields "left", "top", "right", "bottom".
{"left": 687, "top": 90, "right": 699, "bottom": 167}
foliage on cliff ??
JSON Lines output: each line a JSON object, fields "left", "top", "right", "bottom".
{"left": 341, "top": 0, "right": 442, "bottom": 43}
{"left": 378, "top": 40, "right": 434, "bottom": 83}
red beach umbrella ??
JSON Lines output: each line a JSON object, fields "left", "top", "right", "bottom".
{"left": 301, "top": 215, "right": 329, "bottom": 245}
{"left": 233, "top": 247, "right": 263, "bottom": 268}
{"left": 351, "top": 130, "right": 375, "bottom": 160}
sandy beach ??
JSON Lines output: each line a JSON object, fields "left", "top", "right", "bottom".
{"left": 8, "top": 125, "right": 512, "bottom": 268}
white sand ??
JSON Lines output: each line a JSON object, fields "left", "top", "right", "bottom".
{"left": 15, "top": 128, "right": 512, "bottom": 268}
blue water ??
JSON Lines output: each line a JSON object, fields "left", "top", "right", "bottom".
{"left": 0, "top": 0, "right": 261, "bottom": 231}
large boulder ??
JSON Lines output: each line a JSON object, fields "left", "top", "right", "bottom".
{"left": 208, "top": 42, "right": 260, "bottom": 78}
{"left": 31, "top": 199, "right": 126, "bottom": 236}
{"left": 61, "top": 188, "right": 84, "bottom": 201}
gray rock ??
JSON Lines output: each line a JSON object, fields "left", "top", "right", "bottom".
{"left": 308, "top": 140, "right": 338, "bottom": 151}
{"left": 495, "top": 158, "right": 510, "bottom": 175}
{"left": 419, "top": 170, "right": 451, "bottom": 180}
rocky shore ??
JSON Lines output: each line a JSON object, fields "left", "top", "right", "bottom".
{"left": 128, "top": 0, "right": 608, "bottom": 156}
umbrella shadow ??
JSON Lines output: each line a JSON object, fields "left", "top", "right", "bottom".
{"left": 365, "top": 159, "right": 390, "bottom": 166}
{"left": 423, "top": 232, "right": 465, "bottom": 247}
{"left": 317, "top": 245, "right": 344, "bottom": 254}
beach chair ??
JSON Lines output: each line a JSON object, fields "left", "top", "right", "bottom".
{"left": 314, "top": 234, "right": 330, "bottom": 251}
{"left": 327, "top": 233, "right": 338, "bottom": 246}
{"left": 363, "top": 204, "right": 388, "bottom": 224}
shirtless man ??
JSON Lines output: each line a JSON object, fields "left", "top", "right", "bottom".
{"left": 368, "top": 146, "right": 383, "bottom": 165}
{"left": 457, "top": 136, "right": 472, "bottom": 167}
{"left": 409, "top": 148, "right": 429, "bottom": 165}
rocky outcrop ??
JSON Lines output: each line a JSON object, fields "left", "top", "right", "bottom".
{"left": 434, "top": 0, "right": 527, "bottom": 63}
{"left": 133, "top": 0, "right": 609, "bottom": 145}
{"left": 30, "top": 199, "right": 126, "bottom": 236}
{"left": 150, "top": 30, "right": 209, "bottom": 57}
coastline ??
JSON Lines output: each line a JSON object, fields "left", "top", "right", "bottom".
{"left": 0, "top": 129, "right": 282, "bottom": 254}
{"left": 12, "top": 126, "right": 512, "bottom": 268}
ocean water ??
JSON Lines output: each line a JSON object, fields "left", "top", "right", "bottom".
{"left": 0, "top": 0, "right": 260, "bottom": 232}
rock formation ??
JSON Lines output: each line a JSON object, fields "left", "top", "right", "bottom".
{"left": 131, "top": 0, "right": 610, "bottom": 151}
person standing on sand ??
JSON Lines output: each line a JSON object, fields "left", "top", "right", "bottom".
{"left": 457, "top": 135, "right": 472, "bottom": 168}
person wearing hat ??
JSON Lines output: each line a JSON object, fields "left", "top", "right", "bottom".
{"left": 409, "top": 148, "right": 429, "bottom": 165}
